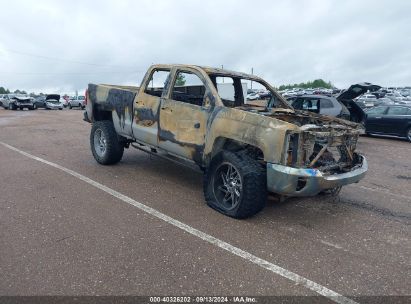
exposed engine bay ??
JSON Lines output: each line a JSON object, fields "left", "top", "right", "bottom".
{"left": 236, "top": 106, "right": 363, "bottom": 175}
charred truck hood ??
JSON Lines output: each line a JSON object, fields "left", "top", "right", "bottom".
{"left": 260, "top": 109, "right": 367, "bottom": 196}
{"left": 243, "top": 108, "right": 364, "bottom": 175}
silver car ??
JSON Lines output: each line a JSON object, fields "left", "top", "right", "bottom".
{"left": 44, "top": 94, "right": 63, "bottom": 110}
{"left": 1, "top": 94, "right": 36, "bottom": 110}
{"left": 68, "top": 96, "right": 85, "bottom": 109}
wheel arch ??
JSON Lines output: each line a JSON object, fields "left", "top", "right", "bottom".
{"left": 93, "top": 107, "right": 113, "bottom": 122}
{"left": 205, "top": 137, "right": 265, "bottom": 167}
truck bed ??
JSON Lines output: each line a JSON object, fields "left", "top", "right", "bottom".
{"left": 87, "top": 83, "right": 139, "bottom": 136}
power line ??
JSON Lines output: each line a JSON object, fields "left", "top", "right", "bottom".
{"left": 1, "top": 48, "right": 143, "bottom": 70}
{"left": 0, "top": 71, "right": 140, "bottom": 75}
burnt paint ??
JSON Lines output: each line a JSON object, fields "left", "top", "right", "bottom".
{"left": 158, "top": 128, "right": 204, "bottom": 164}
{"left": 88, "top": 84, "right": 98, "bottom": 105}
{"left": 136, "top": 108, "right": 158, "bottom": 122}
{"left": 88, "top": 84, "right": 135, "bottom": 128}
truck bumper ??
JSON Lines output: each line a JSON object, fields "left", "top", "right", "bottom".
{"left": 266, "top": 155, "right": 367, "bottom": 196}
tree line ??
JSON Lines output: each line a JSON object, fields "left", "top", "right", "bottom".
{"left": 0, "top": 87, "right": 44, "bottom": 96}
{"left": 277, "top": 79, "right": 334, "bottom": 90}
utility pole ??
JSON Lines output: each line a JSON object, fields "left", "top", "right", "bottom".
{"left": 221, "top": 65, "right": 224, "bottom": 83}
{"left": 251, "top": 67, "right": 254, "bottom": 90}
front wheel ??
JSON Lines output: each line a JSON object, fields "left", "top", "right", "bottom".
{"left": 407, "top": 127, "right": 411, "bottom": 142}
{"left": 68, "top": 103, "right": 72, "bottom": 109}
{"left": 204, "top": 151, "right": 267, "bottom": 219}
{"left": 90, "top": 120, "right": 124, "bottom": 165}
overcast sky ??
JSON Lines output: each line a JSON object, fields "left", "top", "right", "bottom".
{"left": 0, "top": 0, "right": 410, "bottom": 94}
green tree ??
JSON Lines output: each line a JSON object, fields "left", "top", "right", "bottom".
{"left": 278, "top": 79, "right": 334, "bottom": 90}
{"left": 175, "top": 73, "right": 186, "bottom": 86}
{"left": 0, "top": 87, "right": 10, "bottom": 94}
{"left": 13, "top": 89, "right": 27, "bottom": 94}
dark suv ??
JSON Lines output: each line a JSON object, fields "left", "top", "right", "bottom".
{"left": 365, "top": 105, "right": 411, "bottom": 142}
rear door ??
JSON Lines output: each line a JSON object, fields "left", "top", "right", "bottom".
{"left": 158, "top": 67, "right": 213, "bottom": 163}
{"left": 365, "top": 106, "right": 388, "bottom": 133}
{"left": 382, "top": 106, "right": 411, "bottom": 136}
{"left": 291, "top": 97, "right": 320, "bottom": 114}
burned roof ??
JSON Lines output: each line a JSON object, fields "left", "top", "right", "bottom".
{"left": 150, "top": 64, "right": 263, "bottom": 81}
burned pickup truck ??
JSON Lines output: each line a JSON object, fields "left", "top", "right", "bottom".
{"left": 84, "top": 64, "right": 367, "bottom": 218}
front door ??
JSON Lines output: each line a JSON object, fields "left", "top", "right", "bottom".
{"left": 158, "top": 68, "right": 211, "bottom": 163}
{"left": 132, "top": 68, "right": 171, "bottom": 146}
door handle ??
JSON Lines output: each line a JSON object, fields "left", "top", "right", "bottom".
{"left": 375, "top": 116, "right": 382, "bottom": 119}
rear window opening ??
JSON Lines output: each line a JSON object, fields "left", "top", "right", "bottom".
{"left": 208, "top": 73, "right": 287, "bottom": 110}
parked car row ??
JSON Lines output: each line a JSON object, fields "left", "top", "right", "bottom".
{"left": 284, "top": 83, "right": 410, "bottom": 142}
{"left": 0, "top": 94, "right": 86, "bottom": 110}
{"left": 2, "top": 86, "right": 409, "bottom": 143}
{"left": 279, "top": 87, "right": 340, "bottom": 97}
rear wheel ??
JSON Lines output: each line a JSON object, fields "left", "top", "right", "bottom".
{"left": 204, "top": 151, "right": 267, "bottom": 219}
{"left": 90, "top": 120, "right": 124, "bottom": 165}
{"left": 407, "top": 127, "right": 411, "bottom": 142}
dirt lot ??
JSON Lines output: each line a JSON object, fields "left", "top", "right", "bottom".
{"left": 0, "top": 109, "right": 410, "bottom": 302}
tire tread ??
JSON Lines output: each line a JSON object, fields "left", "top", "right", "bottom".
{"left": 203, "top": 150, "right": 267, "bottom": 219}
{"left": 90, "top": 120, "right": 124, "bottom": 165}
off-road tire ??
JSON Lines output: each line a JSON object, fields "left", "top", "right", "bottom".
{"left": 9, "top": 103, "right": 15, "bottom": 110}
{"left": 90, "top": 120, "right": 124, "bottom": 165}
{"left": 203, "top": 150, "right": 267, "bottom": 219}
